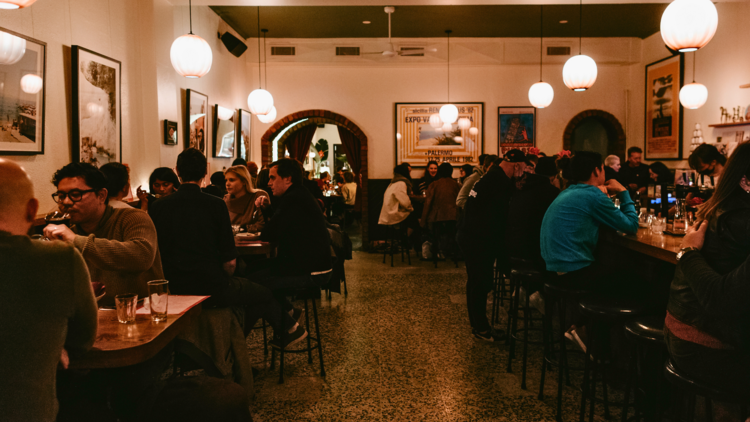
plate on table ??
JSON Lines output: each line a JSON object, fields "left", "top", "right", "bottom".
{"left": 236, "top": 232, "right": 261, "bottom": 241}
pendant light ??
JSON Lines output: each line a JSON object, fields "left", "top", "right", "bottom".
{"left": 216, "top": 106, "right": 234, "bottom": 121}
{"left": 680, "top": 52, "right": 708, "bottom": 109}
{"left": 439, "top": 30, "right": 458, "bottom": 124}
{"left": 563, "top": 0, "right": 597, "bottom": 92}
{"left": 170, "top": 0, "right": 212, "bottom": 78}
{"left": 248, "top": 12, "right": 274, "bottom": 115}
{"left": 660, "top": 0, "right": 718, "bottom": 53}
{"left": 256, "top": 29, "right": 278, "bottom": 123}
{"left": 429, "top": 114, "right": 442, "bottom": 129}
{"left": 469, "top": 127, "right": 479, "bottom": 136}
{"left": 442, "top": 122, "right": 453, "bottom": 132}
{"left": 529, "top": 6, "right": 554, "bottom": 108}
{"left": 20, "top": 74, "right": 42, "bottom": 94}
{"left": 0, "top": 0, "right": 37, "bottom": 9}
{"left": 0, "top": 31, "right": 25, "bottom": 65}
{"left": 457, "top": 118, "right": 471, "bottom": 130}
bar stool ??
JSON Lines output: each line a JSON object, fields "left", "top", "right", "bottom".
{"left": 430, "top": 221, "right": 458, "bottom": 268}
{"left": 270, "top": 286, "right": 326, "bottom": 384}
{"left": 620, "top": 315, "right": 668, "bottom": 422}
{"left": 505, "top": 266, "right": 545, "bottom": 390}
{"left": 252, "top": 318, "right": 270, "bottom": 356}
{"left": 491, "top": 261, "right": 511, "bottom": 325}
{"left": 578, "top": 295, "right": 649, "bottom": 422}
{"left": 664, "top": 359, "right": 749, "bottom": 422}
{"left": 380, "top": 223, "right": 410, "bottom": 267}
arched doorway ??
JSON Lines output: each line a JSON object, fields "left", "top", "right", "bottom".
{"left": 261, "top": 110, "right": 370, "bottom": 246}
{"left": 562, "top": 110, "right": 626, "bottom": 159}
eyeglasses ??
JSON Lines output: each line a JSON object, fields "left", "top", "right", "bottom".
{"left": 52, "top": 189, "right": 96, "bottom": 204}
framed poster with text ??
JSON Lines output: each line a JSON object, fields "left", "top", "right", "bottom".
{"left": 395, "top": 102, "right": 483, "bottom": 167}
{"left": 645, "top": 54, "right": 683, "bottom": 160}
{"left": 498, "top": 107, "right": 535, "bottom": 155}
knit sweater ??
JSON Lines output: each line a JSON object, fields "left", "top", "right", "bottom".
{"left": 0, "top": 231, "right": 98, "bottom": 422}
{"left": 456, "top": 166, "right": 484, "bottom": 209}
{"left": 224, "top": 190, "right": 268, "bottom": 233}
{"left": 72, "top": 206, "right": 164, "bottom": 305}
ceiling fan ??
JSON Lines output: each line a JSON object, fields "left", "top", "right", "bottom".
{"left": 362, "top": 6, "right": 437, "bottom": 57}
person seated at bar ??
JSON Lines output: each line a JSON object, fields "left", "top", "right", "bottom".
{"left": 379, "top": 163, "right": 418, "bottom": 246}
{"left": 648, "top": 161, "right": 673, "bottom": 184}
{"left": 456, "top": 154, "right": 494, "bottom": 209}
{"left": 604, "top": 154, "right": 621, "bottom": 183}
{"left": 421, "top": 162, "right": 459, "bottom": 260}
{"left": 689, "top": 143, "right": 726, "bottom": 189}
{"left": 618, "top": 146, "right": 650, "bottom": 195}
{"left": 341, "top": 171, "right": 357, "bottom": 207}
{"left": 417, "top": 160, "right": 439, "bottom": 195}
{"left": 224, "top": 164, "right": 268, "bottom": 233}
{"left": 100, "top": 162, "right": 133, "bottom": 209}
{"left": 302, "top": 167, "right": 326, "bottom": 210}
{"left": 540, "top": 151, "right": 639, "bottom": 348}
{"left": 202, "top": 171, "right": 227, "bottom": 198}
{"left": 458, "top": 150, "right": 527, "bottom": 342}
{"left": 253, "top": 158, "right": 333, "bottom": 346}
{"left": 506, "top": 156, "right": 560, "bottom": 272}
{"left": 665, "top": 142, "right": 750, "bottom": 393}
{"left": 459, "top": 164, "right": 474, "bottom": 186}
{"left": 317, "top": 171, "right": 331, "bottom": 191}
{"left": 135, "top": 167, "right": 180, "bottom": 211}
{"left": 0, "top": 158, "right": 97, "bottom": 422}
{"left": 44, "top": 162, "right": 164, "bottom": 305}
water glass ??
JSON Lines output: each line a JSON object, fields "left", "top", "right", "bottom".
{"left": 115, "top": 293, "right": 138, "bottom": 324}
{"left": 147, "top": 280, "right": 169, "bottom": 322}
{"left": 651, "top": 217, "right": 666, "bottom": 235}
{"left": 231, "top": 225, "right": 241, "bottom": 236}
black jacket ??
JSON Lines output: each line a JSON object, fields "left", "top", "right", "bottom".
{"left": 619, "top": 163, "right": 651, "bottom": 189}
{"left": 667, "top": 191, "right": 750, "bottom": 351}
{"left": 261, "top": 184, "right": 332, "bottom": 276}
{"left": 505, "top": 173, "right": 559, "bottom": 270}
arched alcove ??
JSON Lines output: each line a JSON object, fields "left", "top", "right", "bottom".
{"left": 562, "top": 110, "right": 626, "bottom": 159}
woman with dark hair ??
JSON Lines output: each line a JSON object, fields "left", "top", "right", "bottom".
{"left": 379, "top": 164, "right": 414, "bottom": 226}
{"left": 421, "top": 163, "right": 460, "bottom": 259}
{"left": 689, "top": 143, "right": 727, "bottom": 188}
{"left": 417, "top": 160, "right": 439, "bottom": 195}
{"left": 459, "top": 164, "right": 474, "bottom": 185}
{"left": 135, "top": 167, "right": 181, "bottom": 211}
{"left": 648, "top": 161, "right": 673, "bottom": 184}
{"left": 666, "top": 142, "right": 750, "bottom": 392}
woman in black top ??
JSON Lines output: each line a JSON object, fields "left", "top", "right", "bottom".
{"left": 648, "top": 161, "right": 673, "bottom": 184}
{"left": 417, "top": 161, "right": 439, "bottom": 194}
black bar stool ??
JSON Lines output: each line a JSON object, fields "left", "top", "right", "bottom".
{"left": 664, "top": 359, "right": 749, "bottom": 422}
{"left": 252, "top": 318, "right": 270, "bottom": 356}
{"left": 380, "top": 223, "right": 410, "bottom": 267}
{"left": 505, "top": 266, "right": 545, "bottom": 390}
{"left": 270, "top": 286, "right": 326, "bottom": 384}
{"left": 621, "top": 315, "right": 668, "bottom": 422}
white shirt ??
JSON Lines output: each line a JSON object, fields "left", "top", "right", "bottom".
{"left": 378, "top": 181, "right": 413, "bottom": 225}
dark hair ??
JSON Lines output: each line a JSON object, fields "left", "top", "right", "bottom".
{"left": 526, "top": 155, "right": 539, "bottom": 166}
{"left": 563, "top": 151, "right": 603, "bottom": 183}
{"left": 460, "top": 164, "right": 473, "bottom": 182}
{"left": 393, "top": 163, "right": 411, "bottom": 180}
{"left": 210, "top": 171, "right": 226, "bottom": 187}
{"left": 344, "top": 172, "right": 354, "bottom": 183}
{"left": 52, "top": 162, "right": 107, "bottom": 194}
{"left": 426, "top": 161, "right": 439, "bottom": 170}
{"left": 320, "top": 172, "right": 329, "bottom": 180}
{"left": 648, "top": 162, "right": 673, "bottom": 184}
{"left": 697, "top": 142, "right": 750, "bottom": 222}
{"left": 247, "top": 162, "right": 258, "bottom": 174}
{"left": 149, "top": 167, "right": 181, "bottom": 193}
{"left": 437, "top": 162, "right": 453, "bottom": 179}
{"left": 477, "top": 154, "right": 488, "bottom": 167}
{"left": 538, "top": 152, "right": 548, "bottom": 157}
{"left": 176, "top": 148, "right": 207, "bottom": 182}
{"left": 270, "top": 158, "right": 303, "bottom": 185}
{"left": 627, "top": 146, "right": 643, "bottom": 157}
{"left": 483, "top": 155, "right": 499, "bottom": 168}
{"left": 257, "top": 168, "right": 270, "bottom": 190}
{"left": 689, "top": 143, "right": 727, "bottom": 170}
{"left": 232, "top": 158, "right": 247, "bottom": 167}
{"left": 99, "top": 162, "right": 129, "bottom": 199}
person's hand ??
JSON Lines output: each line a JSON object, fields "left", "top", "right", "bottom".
{"left": 43, "top": 224, "right": 75, "bottom": 243}
{"left": 637, "top": 187, "right": 647, "bottom": 194}
{"left": 628, "top": 183, "right": 638, "bottom": 190}
{"left": 605, "top": 179, "right": 627, "bottom": 194}
{"left": 255, "top": 195, "right": 270, "bottom": 209}
{"left": 59, "top": 348, "right": 69, "bottom": 370}
{"left": 681, "top": 220, "right": 708, "bottom": 250}
{"left": 136, "top": 185, "right": 148, "bottom": 202}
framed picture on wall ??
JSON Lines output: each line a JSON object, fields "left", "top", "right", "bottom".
{"left": 0, "top": 28, "right": 46, "bottom": 155}
{"left": 185, "top": 89, "right": 208, "bottom": 155}
{"left": 498, "top": 107, "right": 535, "bottom": 155}
{"left": 163, "top": 120, "right": 177, "bottom": 145}
{"left": 71, "top": 45, "right": 121, "bottom": 165}
{"left": 395, "top": 102, "right": 484, "bottom": 167}
{"left": 644, "top": 54, "right": 684, "bottom": 160}
{"left": 213, "top": 105, "right": 235, "bottom": 158}
{"left": 236, "top": 109, "right": 251, "bottom": 162}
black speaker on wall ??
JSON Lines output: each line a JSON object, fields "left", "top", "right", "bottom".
{"left": 219, "top": 32, "right": 247, "bottom": 58}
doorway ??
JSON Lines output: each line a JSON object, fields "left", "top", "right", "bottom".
{"left": 562, "top": 110, "right": 626, "bottom": 159}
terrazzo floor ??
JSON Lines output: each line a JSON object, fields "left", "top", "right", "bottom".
{"left": 245, "top": 251, "right": 621, "bottom": 422}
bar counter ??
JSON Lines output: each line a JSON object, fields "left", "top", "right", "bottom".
{"left": 601, "top": 228, "right": 682, "bottom": 265}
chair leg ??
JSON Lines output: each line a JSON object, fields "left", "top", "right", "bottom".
{"left": 538, "top": 306, "right": 549, "bottom": 400}
{"left": 521, "top": 287, "right": 531, "bottom": 390}
{"left": 262, "top": 319, "right": 269, "bottom": 356}
{"left": 556, "top": 296, "right": 567, "bottom": 422}
{"left": 312, "top": 298, "right": 326, "bottom": 377}
{"left": 305, "top": 298, "right": 313, "bottom": 364}
{"left": 278, "top": 306, "right": 286, "bottom": 384}
{"left": 579, "top": 324, "right": 593, "bottom": 422}
{"left": 390, "top": 229, "right": 395, "bottom": 267}
{"left": 686, "top": 394, "right": 696, "bottom": 422}
{"left": 621, "top": 343, "right": 637, "bottom": 422}
{"left": 704, "top": 397, "right": 713, "bottom": 422}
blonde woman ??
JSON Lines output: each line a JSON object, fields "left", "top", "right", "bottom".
{"left": 224, "top": 165, "right": 269, "bottom": 232}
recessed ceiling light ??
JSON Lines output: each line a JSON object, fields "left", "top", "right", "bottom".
{"left": 363, "top": 21, "right": 371, "bottom": 24}
{"left": 560, "top": 20, "right": 568, "bottom": 24}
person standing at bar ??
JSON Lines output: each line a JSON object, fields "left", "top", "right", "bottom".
{"left": 618, "top": 147, "right": 650, "bottom": 195}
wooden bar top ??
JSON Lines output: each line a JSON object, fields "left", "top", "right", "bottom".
{"left": 602, "top": 227, "right": 682, "bottom": 265}
{"left": 235, "top": 239, "right": 271, "bottom": 256}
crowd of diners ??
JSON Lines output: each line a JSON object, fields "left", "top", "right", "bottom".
{"left": 378, "top": 143, "right": 750, "bottom": 406}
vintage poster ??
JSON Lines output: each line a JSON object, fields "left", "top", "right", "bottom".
{"left": 645, "top": 54, "right": 683, "bottom": 160}
{"left": 498, "top": 107, "right": 535, "bottom": 155}
{"left": 186, "top": 89, "right": 208, "bottom": 155}
{"left": 395, "top": 102, "right": 483, "bottom": 167}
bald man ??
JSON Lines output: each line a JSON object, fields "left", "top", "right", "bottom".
{"left": 0, "top": 158, "right": 98, "bottom": 422}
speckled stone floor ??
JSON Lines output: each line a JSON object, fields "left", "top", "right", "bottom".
{"left": 245, "top": 251, "right": 623, "bottom": 422}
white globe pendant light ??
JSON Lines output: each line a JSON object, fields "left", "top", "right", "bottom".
{"left": 469, "top": 127, "right": 479, "bottom": 136}
{"left": 454, "top": 136, "right": 464, "bottom": 142}
{"left": 0, "top": 0, "right": 37, "bottom": 9}
{"left": 457, "top": 117, "right": 471, "bottom": 130}
{"left": 429, "top": 114, "right": 442, "bottom": 128}
{"left": 563, "top": 1, "right": 597, "bottom": 92}
{"left": 442, "top": 122, "right": 453, "bottom": 132}
{"left": 170, "top": 0, "right": 212, "bottom": 78}
{"left": 529, "top": 7, "right": 554, "bottom": 108}
{"left": 396, "top": 133, "right": 402, "bottom": 141}
{"left": 679, "top": 52, "right": 708, "bottom": 109}
{"left": 256, "top": 105, "right": 277, "bottom": 123}
{"left": 0, "top": 31, "right": 26, "bottom": 65}
{"left": 660, "top": 0, "right": 718, "bottom": 53}
{"left": 248, "top": 24, "right": 276, "bottom": 116}
{"left": 20, "top": 74, "right": 42, "bottom": 94}
{"left": 440, "top": 104, "right": 458, "bottom": 124}
{"left": 216, "top": 105, "right": 234, "bottom": 121}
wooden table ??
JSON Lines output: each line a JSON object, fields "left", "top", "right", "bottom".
{"left": 69, "top": 297, "right": 204, "bottom": 369}
{"left": 602, "top": 227, "right": 682, "bottom": 265}
{"left": 235, "top": 239, "right": 272, "bottom": 257}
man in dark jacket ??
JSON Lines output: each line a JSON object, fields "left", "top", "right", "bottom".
{"left": 618, "top": 147, "right": 650, "bottom": 195}
{"left": 457, "top": 149, "right": 527, "bottom": 341}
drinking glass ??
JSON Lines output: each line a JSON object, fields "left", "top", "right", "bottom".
{"left": 651, "top": 217, "right": 666, "bottom": 235}
{"left": 231, "top": 224, "right": 241, "bottom": 236}
{"left": 115, "top": 293, "right": 138, "bottom": 324}
{"left": 147, "top": 280, "right": 169, "bottom": 322}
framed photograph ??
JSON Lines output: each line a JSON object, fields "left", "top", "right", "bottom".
{"left": 212, "top": 104, "right": 235, "bottom": 158}
{"left": 236, "top": 109, "right": 251, "bottom": 162}
{"left": 395, "top": 102, "right": 483, "bottom": 167}
{"left": 163, "top": 120, "right": 177, "bottom": 145}
{"left": 185, "top": 89, "right": 208, "bottom": 155}
{"left": 645, "top": 54, "right": 684, "bottom": 160}
{"left": 71, "top": 46, "right": 121, "bottom": 165}
{"left": 0, "top": 28, "right": 46, "bottom": 155}
{"left": 498, "top": 107, "right": 535, "bottom": 155}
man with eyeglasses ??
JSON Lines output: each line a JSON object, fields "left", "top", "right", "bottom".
{"left": 44, "top": 162, "right": 164, "bottom": 305}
